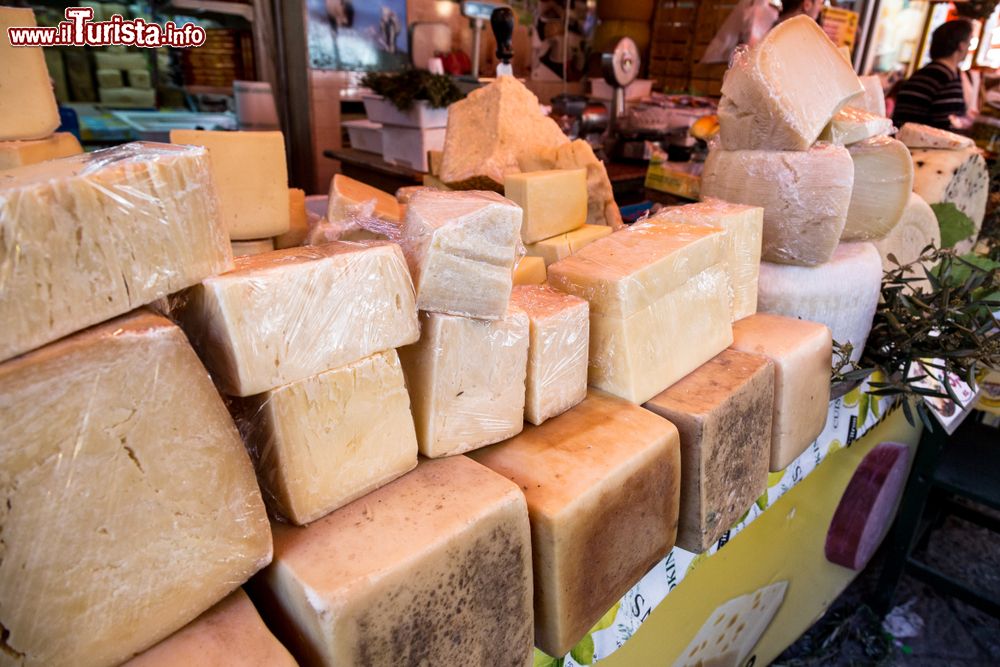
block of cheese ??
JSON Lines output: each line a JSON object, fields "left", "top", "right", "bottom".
{"left": 230, "top": 238, "right": 275, "bottom": 257}
{"left": 513, "top": 255, "right": 547, "bottom": 285}
{"left": 440, "top": 76, "right": 569, "bottom": 190}
{"left": 511, "top": 285, "right": 589, "bottom": 425}
{"left": 842, "top": 136, "right": 914, "bottom": 241}
{"left": 401, "top": 189, "right": 523, "bottom": 319}
{"left": 702, "top": 143, "right": 854, "bottom": 266}
{"left": 758, "top": 242, "right": 882, "bottom": 365}
{"left": 398, "top": 307, "right": 529, "bottom": 457}
{"left": 234, "top": 350, "right": 417, "bottom": 525}
{"left": 128, "top": 68, "right": 152, "bottom": 89}
{"left": 95, "top": 51, "right": 148, "bottom": 70}
{"left": 469, "top": 391, "right": 681, "bottom": 656}
{"left": 124, "top": 590, "right": 296, "bottom": 667}
{"left": 0, "top": 133, "right": 82, "bottom": 170}
{"left": 170, "top": 129, "right": 290, "bottom": 240}
{"left": 504, "top": 168, "right": 587, "bottom": 243}
{"left": 176, "top": 242, "right": 419, "bottom": 396}
{"left": 0, "top": 8, "right": 60, "bottom": 140}
{"left": 327, "top": 173, "right": 402, "bottom": 225}
{"left": 897, "top": 122, "right": 974, "bottom": 150}
{"left": 97, "top": 68, "right": 124, "bottom": 88}
{"left": 0, "top": 311, "right": 272, "bottom": 667}
{"left": 644, "top": 349, "right": 773, "bottom": 552}
{"left": 274, "top": 187, "right": 310, "bottom": 249}
{"left": 731, "top": 314, "right": 831, "bottom": 471}
{"left": 254, "top": 456, "right": 534, "bottom": 667}
{"left": 0, "top": 142, "right": 233, "bottom": 363}
{"left": 99, "top": 86, "right": 157, "bottom": 108}
{"left": 525, "top": 224, "right": 613, "bottom": 265}
{"left": 718, "top": 16, "right": 864, "bottom": 150}
{"left": 649, "top": 200, "right": 764, "bottom": 321}
{"left": 872, "top": 193, "right": 941, "bottom": 292}
{"left": 820, "top": 107, "right": 894, "bottom": 146}
{"left": 911, "top": 147, "right": 988, "bottom": 254}
{"left": 856, "top": 75, "right": 887, "bottom": 116}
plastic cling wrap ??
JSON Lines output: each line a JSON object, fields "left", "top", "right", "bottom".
{"left": 842, "top": 136, "right": 914, "bottom": 241}
{"left": 0, "top": 310, "right": 271, "bottom": 667}
{"left": 897, "top": 122, "right": 974, "bottom": 150}
{"left": 0, "top": 141, "right": 232, "bottom": 362}
{"left": 819, "top": 106, "right": 894, "bottom": 146}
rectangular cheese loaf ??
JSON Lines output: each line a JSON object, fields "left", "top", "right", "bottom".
{"left": 504, "top": 168, "right": 587, "bottom": 243}
{"left": 0, "top": 8, "right": 60, "bottom": 140}
{"left": 0, "top": 133, "right": 83, "bottom": 170}
{"left": 513, "top": 255, "right": 547, "bottom": 285}
{"left": 525, "top": 224, "right": 613, "bottom": 266}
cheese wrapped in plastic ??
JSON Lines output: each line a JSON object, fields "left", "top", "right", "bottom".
{"left": 820, "top": 107, "right": 893, "bottom": 146}
{"left": 842, "top": 136, "right": 914, "bottom": 241}
{"left": 0, "top": 142, "right": 233, "bottom": 363}
{"left": 525, "top": 224, "right": 613, "bottom": 266}
{"left": 898, "top": 122, "right": 974, "bottom": 150}
{"left": 857, "top": 75, "right": 887, "bottom": 116}
{"left": 316, "top": 173, "right": 404, "bottom": 243}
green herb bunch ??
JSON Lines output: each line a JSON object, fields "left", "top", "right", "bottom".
{"left": 361, "top": 69, "right": 464, "bottom": 111}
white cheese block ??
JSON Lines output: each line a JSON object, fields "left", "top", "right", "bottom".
{"left": 511, "top": 285, "right": 590, "bottom": 425}
{"left": 98, "top": 86, "right": 156, "bottom": 108}
{"left": 0, "top": 8, "right": 60, "bottom": 141}
{"left": 401, "top": 189, "right": 522, "bottom": 319}
{"left": 170, "top": 129, "right": 290, "bottom": 240}
{"left": 230, "top": 238, "right": 275, "bottom": 257}
{"left": 0, "top": 311, "right": 272, "bottom": 667}
{"left": 856, "top": 75, "right": 887, "bottom": 116}
{"left": 128, "top": 68, "right": 152, "bottom": 89}
{"left": 911, "top": 147, "right": 988, "bottom": 254}
{"left": 273, "top": 187, "right": 310, "bottom": 249}
{"left": 0, "top": 142, "right": 233, "bottom": 363}
{"left": 97, "top": 68, "right": 124, "bottom": 88}
{"left": 176, "top": 242, "right": 419, "bottom": 397}
{"left": 253, "top": 456, "right": 534, "bottom": 667}
{"left": 701, "top": 143, "right": 855, "bottom": 266}
{"left": 820, "top": 106, "right": 894, "bottom": 146}
{"left": 525, "top": 224, "right": 613, "bottom": 265}
{"left": 897, "top": 122, "right": 974, "bottom": 150}
{"left": 872, "top": 192, "right": 941, "bottom": 292}
{"left": 504, "top": 168, "right": 587, "bottom": 243}
{"left": 95, "top": 51, "right": 148, "bottom": 70}
{"left": 842, "top": 136, "right": 914, "bottom": 241}
{"left": 757, "top": 242, "right": 882, "bottom": 365}
{"left": 0, "top": 133, "right": 83, "bottom": 170}
{"left": 513, "top": 255, "right": 547, "bottom": 285}
{"left": 718, "top": 16, "right": 863, "bottom": 151}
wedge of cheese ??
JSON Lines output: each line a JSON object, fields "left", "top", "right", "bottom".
{"left": 401, "top": 189, "right": 523, "bottom": 319}
{"left": 327, "top": 173, "right": 402, "bottom": 224}
{"left": 230, "top": 238, "right": 275, "bottom": 257}
{"left": 718, "top": 15, "right": 863, "bottom": 151}
{"left": 274, "top": 187, "right": 310, "bottom": 249}
{"left": 820, "top": 107, "right": 893, "bottom": 146}
{"left": 398, "top": 308, "right": 529, "bottom": 457}
{"left": 525, "top": 224, "right": 613, "bottom": 265}
{"left": 0, "top": 142, "right": 233, "bottom": 363}
{"left": 0, "top": 133, "right": 83, "bottom": 170}
{"left": 0, "top": 311, "right": 272, "bottom": 667}
{"left": 842, "top": 136, "right": 913, "bottom": 241}
{"left": 469, "top": 391, "right": 681, "bottom": 657}
{"left": 504, "top": 168, "right": 587, "bottom": 243}
{"left": 0, "top": 8, "right": 60, "bottom": 141}
{"left": 911, "top": 147, "right": 988, "bottom": 254}
{"left": 702, "top": 143, "right": 854, "bottom": 266}
{"left": 856, "top": 75, "right": 887, "bottom": 116}
{"left": 731, "top": 314, "right": 832, "bottom": 471}
{"left": 513, "top": 255, "right": 547, "bottom": 285}
{"left": 253, "top": 456, "right": 534, "bottom": 667}
{"left": 176, "top": 242, "right": 419, "bottom": 396}
{"left": 897, "top": 122, "right": 974, "bottom": 150}
{"left": 872, "top": 193, "right": 941, "bottom": 292}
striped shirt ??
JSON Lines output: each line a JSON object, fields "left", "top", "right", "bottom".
{"left": 892, "top": 62, "right": 966, "bottom": 130}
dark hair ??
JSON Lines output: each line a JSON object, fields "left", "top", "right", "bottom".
{"left": 779, "top": 0, "right": 807, "bottom": 16}
{"left": 930, "top": 19, "right": 973, "bottom": 60}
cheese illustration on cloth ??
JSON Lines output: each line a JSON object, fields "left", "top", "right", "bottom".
{"left": 233, "top": 350, "right": 418, "bottom": 526}
{"left": 717, "top": 16, "right": 864, "bottom": 151}
{"left": 401, "top": 189, "right": 523, "bottom": 319}
{"left": 701, "top": 143, "right": 855, "bottom": 266}
{"left": 872, "top": 193, "right": 942, "bottom": 292}
{"left": 819, "top": 107, "right": 894, "bottom": 146}
{"left": 0, "top": 142, "right": 233, "bottom": 363}
{"left": 175, "top": 242, "right": 419, "bottom": 397}
{"left": 0, "top": 8, "right": 60, "bottom": 141}
{"left": 842, "top": 136, "right": 914, "bottom": 241}
{"left": 504, "top": 168, "right": 587, "bottom": 243}
{"left": 730, "top": 314, "right": 832, "bottom": 472}
{"left": 511, "top": 285, "right": 590, "bottom": 425}
{"left": 644, "top": 349, "right": 774, "bottom": 552}
{"left": 0, "top": 311, "right": 272, "bottom": 667}
{"left": 469, "top": 391, "right": 681, "bottom": 657}
{"left": 0, "top": 133, "right": 83, "bottom": 170}
{"left": 274, "top": 187, "right": 310, "bottom": 249}
{"left": 398, "top": 307, "right": 529, "bottom": 457}
{"left": 856, "top": 75, "right": 887, "bottom": 116}
{"left": 897, "top": 122, "right": 974, "bottom": 150}
{"left": 253, "top": 456, "right": 534, "bottom": 667}
{"left": 525, "top": 224, "right": 613, "bottom": 266}
{"left": 513, "top": 255, "right": 547, "bottom": 285}
{"left": 911, "top": 146, "right": 989, "bottom": 253}
{"left": 230, "top": 238, "right": 275, "bottom": 257}
{"left": 170, "top": 129, "right": 290, "bottom": 240}
{"left": 325, "top": 173, "right": 403, "bottom": 241}
{"left": 757, "top": 242, "right": 883, "bottom": 365}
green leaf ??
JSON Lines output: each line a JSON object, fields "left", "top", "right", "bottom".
{"left": 590, "top": 602, "right": 621, "bottom": 633}
{"left": 858, "top": 391, "right": 870, "bottom": 424}
{"left": 570, "top": 634, "right": 595, "bottom": 665}
{"left": 533, "top": 649, "right": 559, "bottom": 667}
{"left": 932, "top": 203, "right": 977, "bottom": 249}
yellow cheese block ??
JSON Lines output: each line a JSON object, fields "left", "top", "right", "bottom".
{"left": 525, "top": 224, "right": 613, "bottom": 266}
{"left": 273, "top": 187, "right": 310, "bottom": 249}
{"left": 230, "top": 238, "right": 274, "bottom": 257}
{"left": 0, "top": 133, "right": 83, "bottom": 170}
{"left": 0, "top": 8, "right": 60, "bottom": 140}
{"left": 327, "top": 172, "right": 401, "bottom": 223}
{"left": 513, "top": 255, "right": 547, "bottom": 285}
{"left": 504, "top": 168, "right": 587, "bottom": 243}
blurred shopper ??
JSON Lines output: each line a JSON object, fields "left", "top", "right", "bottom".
{"left": 892, "top": 19, "right": 973, "bottom": 129}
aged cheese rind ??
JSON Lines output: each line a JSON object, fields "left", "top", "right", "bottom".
{"left": 0, "top": 311, "right": 272, "bottom": 667}
{"left": 0, "top": 133, "right": 83, "bottom": 170}
{"left": 398, "top": 308, "right": 529, "bottom": 457}
{"left": 730, "top": 314, "right": 831, "bottom": 472}
{"left": 897, "top": 122, "right": 974, "bottom": 150}
{"left": 254, "top": 456, "right": 534, "bottom": 667}
{"left": 820, "top": 107, "right": 893, "bottom": 146}
{"left": 0, "top": 142, "right": 233, "bottom": 362}
{"left": 701, "top": 143, "right": 854, "bottom": 266}
{"left": 504, "top": 168, "right": 587, "bottom": 243}
{"left": 176, "top": 241, "right": 419, "bottom": 396}
{"left": 274, "top": 187, "right": 310, "bottom": 249}
{"left": 872, "top": 192, "right": 941, "bottom": 292}
{"left": 525, "top": 224, "right": 613, "bottom": 265}
{"left": 235, "top": 350, "right": 418, "bottom": 525}
{"left": 644, "top": 349, "right": 774, "bottom": 552}
{"left": 513, "top": 255, "right": 547, "bottom": 285}
{"left": 842, "top": 136, "right": 914, "bottom": 241}
{"left": 856, "top": 75, "right": 887, "bottom": 116}
{"left": 470, "top": 390, "right": 681, "bottom": 657}
{"left": 0, "top": 8, "right": 60, "bottom": 141}
{"left": 911, "top": 147, "right": 988, "bottom": 254}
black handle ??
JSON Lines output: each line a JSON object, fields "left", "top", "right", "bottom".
{"left": 491, "top": 7, "right": 514, "bottom": 64}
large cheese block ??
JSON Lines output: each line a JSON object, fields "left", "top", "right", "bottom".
{"left": 856, "top": 75, "right": 887, "bottom": 116}
{"left": 0, "top": 8, "right": 60, "bottom": 141}
{"left": 731, "top": 314, "right": 832, "bottom": 471}
{"left": 398, "top": 307, "right": 529, "bottom": 457}
{"left": 401, "top": 189, "right": 522, "bottom": 319}
{"left": 0, "top": 142, "right": 233, "bottom": 363}
{"left": 0, "top": 133, "right": 83, "bottom": 170}
{"left": 124, "top": 590, "right": 296, "bottom": 667}
{"left": 701, "top": 143, "right": 854, "bottom": 266}
{"left": 235, "top": 350, "right": 418, "bottom": 525}
{"left": 230, "top": 238, "right": 274, "bottom": 257}
{"left": 513, "top": 255, "right": 547, "bottom": 285}
{"left": 176, "top": 242, "right": 419, "bottom": 396}
{"left": 644, "top": 349, "right": 774, "bottom": 552}
{"left": 718, "top": 16, "right": 863, "bottom": 151}
{"left": 897, "top": 122, "right": 974, "bottom": 150}
{"left": 253, "top": 456, "right": 534, "bottom": 667}
{"left": 0, "top": 311, "right": 272, "bottom": 667}
{"left": 649, "top": 200, "right": 764, "bottom": 321}
{"left": 511, "top": 285, "right": 589, "bottom": 425}
{"left": 842, "top": 136, "right": 914, "bottom": 241}
{"left": 273, "top": 187, "right": 310, "bottom": 249}
{"left": 872, "top": 192, "right": 941, "bottom": 292}
{"left": 470, "top": 391, "right": 681, "bottom": 657}
{"left": 170, "top": 129, "right": 290, "bottom": 240}
{"left": 757, "top": 242, "right": 882, "bottom": 365}
{"left": 911, "top": 147, "right": 988, "bottom": 254}
{"left": 819, "top": 107, "right": 893, "bottom": 146}
{"left": 525, "top": 224, "right": 613, "bottom": 265}
{"left": 504, "top": 168, "right": 587, "bottom": 243}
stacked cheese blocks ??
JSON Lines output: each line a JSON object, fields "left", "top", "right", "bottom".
{"left": 95, "top": 49, "right": 155, "bottom": 108}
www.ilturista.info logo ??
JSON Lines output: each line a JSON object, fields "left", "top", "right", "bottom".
{"left": 7, "top": 7, "right": 206, "bottom": 48}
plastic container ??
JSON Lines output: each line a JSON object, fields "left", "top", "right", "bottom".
{"left": 363, "top": 95, "right": 449, "bottom": 128}
{"left": 343, "top": 119, "right": 383, "bottom": 154}
{"left": 381, "top": 126, "right": 446, "bottom": 171}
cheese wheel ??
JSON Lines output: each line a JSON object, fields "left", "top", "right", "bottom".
{"left": 910, "top": 147, "right": 988, "bottom": 254}
{"left": 872, "top": 193, "right": 941, "bottom": 292}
